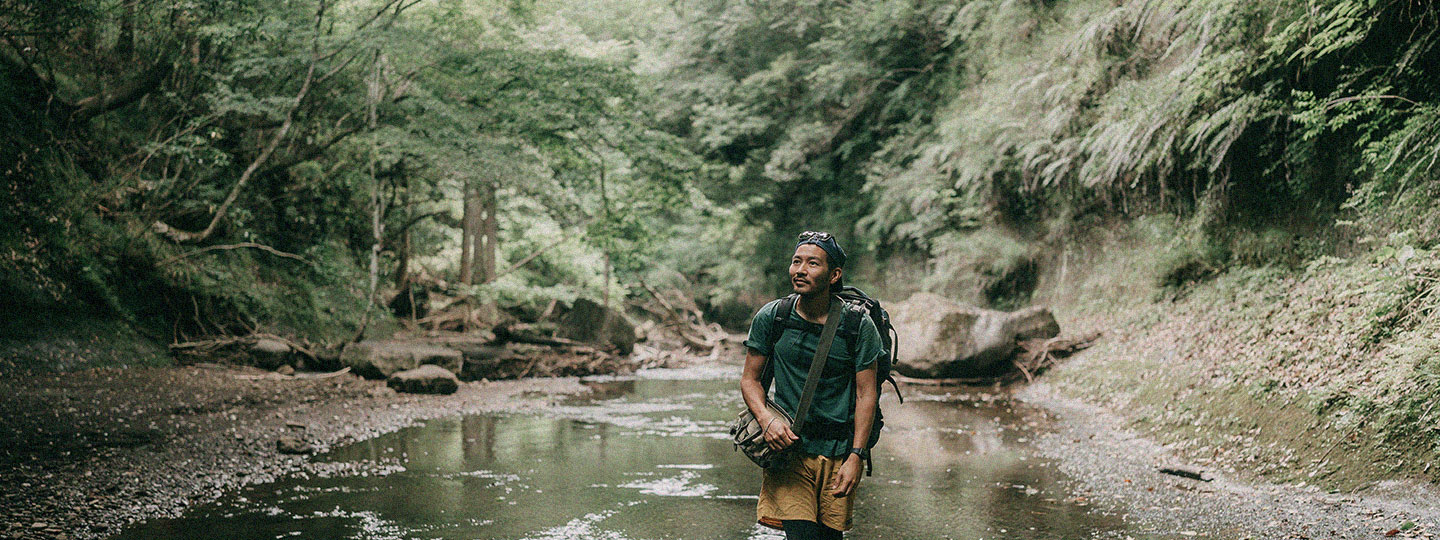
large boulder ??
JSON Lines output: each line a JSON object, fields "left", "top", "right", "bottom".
{"left": 555, "top": 298, "right": 637, "bottom": 354}
{"left": 889, "top": 293, "right": 1060, "bottom": 378}
{"left": 386, "top": 364, "right": 460, "bottom": 395}
{"left": 339, "top": 341, "right": 463, "bottom": 379}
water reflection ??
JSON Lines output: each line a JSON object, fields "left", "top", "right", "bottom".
{"left": 116, "top": 375, "right": 1148, "bottom": 539}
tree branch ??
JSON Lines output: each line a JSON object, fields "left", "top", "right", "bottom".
{"left": 158, "top": 242, "right": 314, "bottom": 266}
{"left": 257, "top": 123, "right": 364, "bottom": 178}
{"left": 70, "top": 60, "right": 173, "bottom": 123}
{"left": 153, "top": 0, "right": 327, "bottom": 243}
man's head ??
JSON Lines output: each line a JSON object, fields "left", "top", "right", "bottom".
{"left": 790, "top": 231, "right": 845, "bottom": 297}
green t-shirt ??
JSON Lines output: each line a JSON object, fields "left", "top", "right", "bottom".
{"left": 744, "top": 297, "right": 884, "bottom": 457}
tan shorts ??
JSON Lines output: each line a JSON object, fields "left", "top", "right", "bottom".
{"left": 756, "top": 454, "right": 857, "bottom": 532}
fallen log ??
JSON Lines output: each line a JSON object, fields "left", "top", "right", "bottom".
{"left": 494, "top": 324, "right": 589, "bottom": 349}
{"left": 169, "top": 332, "right": 319, "bottom": 363}
{"left": 233, "top": 366, "right": 351, "bottom": 381}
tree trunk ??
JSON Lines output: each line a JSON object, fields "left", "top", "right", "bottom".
{"left": 468, "top": 184, "right": 484, "bottom": 285}
{"left": 459, "top": 185, "right": 478, "bottom": 284}
{"left": 116, "top": 1, "right": 136, "bottom": 64}
{"left": 395, "top": 227, "right": 411, "bottom": 288}
{"left": 352, "top": 43, "right": 381, "bottom": 343}
{"left": 394, "top": 179, "right": 412, "bottom": 289}
{"left": 364, "top": 50, "right": 384, "bottom": 322}
{"left": 479, "top": 179, "right": 497, "bottom": 284}
{"left": 602, "top": 253, "right": 612, "bottom": 332}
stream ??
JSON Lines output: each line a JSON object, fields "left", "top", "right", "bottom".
{"left": 114, "top": 366, "right": 1150, "bottom": 539}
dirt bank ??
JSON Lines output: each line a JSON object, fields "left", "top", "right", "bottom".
{"left": 1020, "top": 382, "right": 1440, "bottom": 540}
{"left": 0, "top": 364, "right": 589, "bottom": 540}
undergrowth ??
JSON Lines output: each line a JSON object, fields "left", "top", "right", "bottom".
{"left": 1042, "top": 218, "right": 1440, "bottom": 488}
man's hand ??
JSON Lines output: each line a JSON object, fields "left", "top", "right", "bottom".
{"left": 828, "top": 454, "right": 863, "bottom": 497}
{"left": 762, "top": 417, "right": 799, "bottom": 451}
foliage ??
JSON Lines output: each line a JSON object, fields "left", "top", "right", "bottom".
{"left": 0, "top": 0, "right": 711, "bottom": 352}
{"left": 4, "top": 0, "right": 1440, "bottom": 375}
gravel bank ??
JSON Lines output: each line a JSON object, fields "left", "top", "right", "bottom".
{"left": 0, "top": 364, "right": 588, "bottom": 540}
{"left": 1019, "top": 382, "right": 1440, "bottom": 540}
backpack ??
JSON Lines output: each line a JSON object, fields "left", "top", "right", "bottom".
{"left": 767, "top": 286, "right": 903, "bottom": 474}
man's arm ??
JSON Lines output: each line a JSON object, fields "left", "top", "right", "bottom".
{"left": 740, "top": 347, "right": 798, "bottom": 451}
{"left": 830, "top": 364, "right": 877, "bottom": 497}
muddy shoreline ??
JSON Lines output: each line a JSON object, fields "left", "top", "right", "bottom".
{"left": 5, "top": 363, "right": 1439, "bottom": 540}
{"left": 1, "top": 364, "right": 589, "bottom": 540}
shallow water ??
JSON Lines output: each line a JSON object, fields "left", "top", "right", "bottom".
{"left": 116, "top": 368, "right": 1142, "bottom": 539}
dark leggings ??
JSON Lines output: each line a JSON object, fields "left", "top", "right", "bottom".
{"left": 782, "top": 520, "right": 842, "bottom": 540}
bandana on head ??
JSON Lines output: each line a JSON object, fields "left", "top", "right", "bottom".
{"left": 796, "top": 230, "right": 846, "bottom": 268}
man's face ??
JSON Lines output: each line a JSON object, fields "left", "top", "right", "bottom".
{"left": 790, "top": 244, "right": 838, "bottom": 296}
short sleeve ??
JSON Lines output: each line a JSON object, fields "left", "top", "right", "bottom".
{"left": 743, "top": 299, "right": 783, "bottom": 357}
{"left": 854, "top": 315, "right": 883, "bottom": 372}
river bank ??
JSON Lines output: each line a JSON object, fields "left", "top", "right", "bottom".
{"left": 1028, "top": 223, "right": 1440, "bottom": 495}
{"left": 1020, "top": 383, "right": 1439, "bottom": 539}
{"left": 0, "top": 363, "right": 589, "bottom": 540}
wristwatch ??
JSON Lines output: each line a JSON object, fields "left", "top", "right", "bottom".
{"left": 848, "top": 447, "right": 869, "bottom": 460}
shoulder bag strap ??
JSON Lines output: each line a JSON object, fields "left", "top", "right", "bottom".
{"left": 791, "top": 296, "right": 845, "bottom": 436}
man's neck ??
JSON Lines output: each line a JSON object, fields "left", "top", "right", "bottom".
{"left": 795, "top": 289, "right": 832, "bottom": 323}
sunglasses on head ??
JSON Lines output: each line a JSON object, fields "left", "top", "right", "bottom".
{"left": 797, "top": 231, "right": 833, "bottom": 243}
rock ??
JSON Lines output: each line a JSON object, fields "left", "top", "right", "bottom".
{"left": 555, "top": 298, "right": 637, "bottom": 354}
{"left": 275, "top": 364, "right": 295, "bottom": 376}
{"left": 888, "top": 293, "right": 1061, "bottom": 378}
{"left": 386, "top": 364, "right": 460, "bottom": 395}
{"left": 276, "top": 436, "right": 312, "bottom": 455}
{"left": 250, "top": 338, "right": 292, "bottom": 369}
{"left": 339, "top": 341, "right": 463, "bottom": 379}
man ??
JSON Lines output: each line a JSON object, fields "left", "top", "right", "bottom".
{"left": 739, "top": 231, "right": 883, "bottom": 540}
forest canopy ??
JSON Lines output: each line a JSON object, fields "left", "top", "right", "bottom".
{"left": 3, "top": 0, "right": 1438, "bottom": 341}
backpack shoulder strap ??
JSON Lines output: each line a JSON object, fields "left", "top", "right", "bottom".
{"left": 768, "top": 294, "right": 799, "bottom": 349}
{"left": 838, "top": 299, "right": 863, "bottom": 337}
{"left": 761, "top": 294, "right": 799, "bottom": 392}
